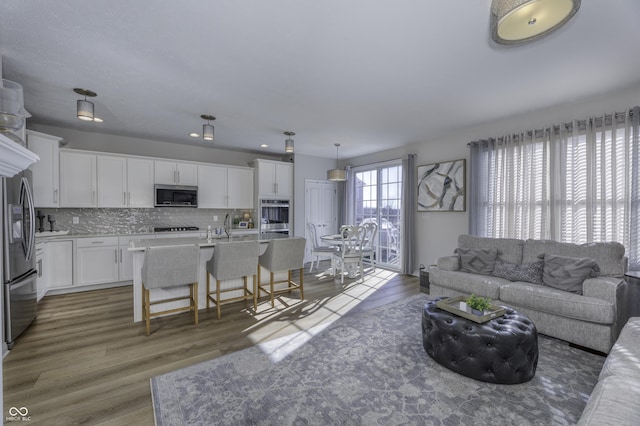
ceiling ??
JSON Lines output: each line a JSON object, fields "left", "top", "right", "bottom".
{"left": 1, "top": 1, "right": 640, "bottom": 159}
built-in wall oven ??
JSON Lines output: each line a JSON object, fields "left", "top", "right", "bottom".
{"left": 260, "top": 199, "right": 290, "bottom": 236}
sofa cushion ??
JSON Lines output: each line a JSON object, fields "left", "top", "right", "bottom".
{"left": 455, "top": 247, "right": 498, "bottom": 275}
{"left": 436, "top": 255, "right": 459, "bottom": 271}
{"left": 542, "top": 254, "right": 600, "bottom": 295}
{"left": 499, "top": 282, "right": 615, "bottom": 324}
{"left": 458, "top": 235, "right": 524, "bottom": 265}
{"left": 427, "top": 269, "right": 504, "bottom": 299}
{"left": 522, "top": 239, "right": 626, "bottom": 277}
{"left": 598, "top": 317, "right": 640, "bottom": 381}
{"left": 492, "top": 259, "right": 544, "bottom": 285}
{"left": 577, "top": 375, "right": 640, "bottom": 426}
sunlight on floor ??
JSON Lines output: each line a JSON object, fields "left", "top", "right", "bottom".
{"left": 243, "top": 268, "right": 398, "bottom": 362}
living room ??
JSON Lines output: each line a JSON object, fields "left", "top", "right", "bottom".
{"left": 2, "top": 1, "right": 640, "bottom": 424}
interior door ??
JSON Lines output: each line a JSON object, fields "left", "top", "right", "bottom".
{"left": 304, "top": 180, "right": 337, "bottom": 263}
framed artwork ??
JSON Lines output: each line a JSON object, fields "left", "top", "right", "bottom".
{"left": 417, "top": 159, "right": 466, "bottom": 212}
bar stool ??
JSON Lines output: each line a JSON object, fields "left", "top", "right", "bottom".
{"left": 206, "top": 240, "right": 260, "bottom": 319}
{"left": 141, "top": 245, "right": 199, "bottom": 336}
{"left": 257, "top": 237, "right": 306, "bottom": 307}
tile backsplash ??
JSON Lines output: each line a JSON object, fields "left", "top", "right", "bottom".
{"left": 35, "top": 207, "right": 255, "bottom": 235}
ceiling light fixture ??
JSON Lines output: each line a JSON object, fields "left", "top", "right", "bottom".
{"left": 201, "top": 114, "right": 215, "bottom": 141}
{"left": 490, "top": 0, "right": 581, "bottom": 45}
{"left": 284, "top": 131, "right": 295, "bottom": 153}
{"left": 189, "top": 132, "right": 199, "bottom": 138}
{"left": 73, "top": 88, "right": 97, "bottom": 121}
{"left": 327, "top": 143, "right": 347, "bottom": 182}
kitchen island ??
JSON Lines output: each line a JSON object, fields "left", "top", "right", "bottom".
{"left": 128, "top": 233, "right": 291, "bottom": 323}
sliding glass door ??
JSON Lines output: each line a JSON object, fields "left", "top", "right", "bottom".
{"left": 353, "top": 161, "right": 403, "bottom": 270}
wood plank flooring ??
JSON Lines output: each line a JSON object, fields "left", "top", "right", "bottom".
{"left": 3, "top": 263, "right": 419, "bottom": 425}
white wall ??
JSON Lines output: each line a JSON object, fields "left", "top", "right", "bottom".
{"left": 344, "top": 83, "right": 640, "bottom": 275}
{"left": 27, "top": 123, "right": 283, "bottom": 167}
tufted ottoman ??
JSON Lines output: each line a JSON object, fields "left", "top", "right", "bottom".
{"left": 422, "top": 298, "right": 538, "bottom": 384}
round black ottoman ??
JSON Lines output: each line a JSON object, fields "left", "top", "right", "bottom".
{"left": 421, "top": 298, "right": 538, "bottom": 384}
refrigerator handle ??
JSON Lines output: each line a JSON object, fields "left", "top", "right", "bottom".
{"left": 20, "top": 177, "right": 36, "bottom": 261}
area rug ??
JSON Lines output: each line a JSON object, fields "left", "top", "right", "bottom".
{"left": 151, "top": 294, "right": 605, "bottom": 425}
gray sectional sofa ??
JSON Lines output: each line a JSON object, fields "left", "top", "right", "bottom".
{"left": 578, "top": 317, "right": 640, "bottom": 425}
{"left": 429, "top": 235, "right": 628, "bottom": 353}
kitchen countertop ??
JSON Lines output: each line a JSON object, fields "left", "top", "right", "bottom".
{"left": 128, "top": 232, "right": 289, "bottom": 251}
{"left": 35, "top": 228, "right": 259, "bottom": 240}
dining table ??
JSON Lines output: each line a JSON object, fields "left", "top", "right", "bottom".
{"left": 320, "top": 232, "right": 368, "bottom": 278}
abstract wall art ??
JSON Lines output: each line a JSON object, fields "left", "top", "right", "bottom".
{"left": 417, "top": 159, "right": 465, "bottom": 212}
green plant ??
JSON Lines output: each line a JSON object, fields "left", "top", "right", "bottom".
{"left": 467, "top": 294, "right": 491, "bottom": 313}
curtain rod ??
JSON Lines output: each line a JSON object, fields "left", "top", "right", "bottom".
{"left": 468, "top": 106, "right": 639, "bottom": 146}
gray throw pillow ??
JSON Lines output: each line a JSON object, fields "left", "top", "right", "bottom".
{"left": 492, "top": 259, "right": 543, "bottom": 285}
{"left": 542, "top": 254, "right": 600, "bottom": 295}
{"left": 455, "top": 247, "right": 498, "bottom": 275}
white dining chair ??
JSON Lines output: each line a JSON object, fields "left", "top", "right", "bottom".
{"left": 360, "top": 221, "right": 378, "bottom": 271}
{"left": 307, "top": 222, "right": 335, "bottom": 272}
{"left": 331, "top": 225, "right": 366, "bottom": 284}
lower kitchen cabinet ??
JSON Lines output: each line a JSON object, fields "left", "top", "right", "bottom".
{"left": 46, "top": 240, "right": 74, "bottom": 290}
{"left": 118, "top": 236, "right": 136, "bottom": 281}
{"left": 76, "top": 237, "right": 120, "bottom": 286}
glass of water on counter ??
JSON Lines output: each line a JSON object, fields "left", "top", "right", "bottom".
{"left": 0, "top": 79, "right": 26, "bottom": 144}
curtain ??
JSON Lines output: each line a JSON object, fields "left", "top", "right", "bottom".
{"left": 401, "top": 154, "right": 416, "bottom": 274}
{"left": 341, "top": 166, "right": 355, "bottom": 228}
{"left": 469, "top": 106, "right": 640, "bottom": 270}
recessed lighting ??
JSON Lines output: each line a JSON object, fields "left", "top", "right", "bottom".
{"left": 189, "top": 132, "right": 199, "bottom": 138}
{"left": 93, "top": 117, "right": 104, "bottom": 123}
{"left": 260, "top": 144, "right": 268, "bottom": 148}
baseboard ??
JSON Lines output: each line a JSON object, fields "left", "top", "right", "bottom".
{"left": 569, "top": 342, "right": 607, "bottom": 357}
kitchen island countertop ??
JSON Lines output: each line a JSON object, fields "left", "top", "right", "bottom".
{"left": 127, "top": 232, "right": 288, "bottom": 251}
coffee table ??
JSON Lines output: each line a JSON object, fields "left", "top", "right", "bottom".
{"left": 421, "top": 298, "right": 538, "bottom": 384}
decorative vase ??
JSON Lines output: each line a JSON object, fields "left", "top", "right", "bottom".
{"left": 471, "top": 308, "right": 484, "bottom": 316}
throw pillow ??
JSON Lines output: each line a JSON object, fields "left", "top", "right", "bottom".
{"left": 455, "top": 247, "right": 498, "bottom": 275}
{"left": 492, "top": 259, "right": 543, "bottom": 285}
{"left": 542, "top": 254, "right": 601, "bottom": 295}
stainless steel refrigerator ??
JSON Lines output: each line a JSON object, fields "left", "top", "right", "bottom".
{"left": 2, "top": 169, "right": 37, "bottom": 349}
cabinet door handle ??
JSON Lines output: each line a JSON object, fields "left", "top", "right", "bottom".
{"left": 37, "top": 259, "right": 43, "bottom": 277}
{"left": 115, "top": 249, "right": 118, "bottom": 263}
{"left": 123, "top": 192, "right": 126, "bottom": 204}
{"left": 91, "top": 241, "right": 104, "bottom": 244}
{"left": 119, "top": 248, "right": 123, "bottom": 263}
{"left": 127, "top": 192, "right": 131, "bottom": 205}
{"left": 177, "top": 170, "right": 181, "bottom": 183}
{"left": 53, "top": 189, "right": 58, "bottom": 203}
{"left": 92, "top": 190, "right": 96, "bottom": 204}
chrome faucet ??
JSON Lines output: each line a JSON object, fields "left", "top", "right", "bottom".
{"left": 223, "top": 213, "right": 231, "bottom": 238}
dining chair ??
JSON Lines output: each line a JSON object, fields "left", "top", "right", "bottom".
{"left": 206, "top": 240, "right": 260, "bottom": 319}
{"left": 141, "top": 245, "right": 199, "bottom": 336}
{"left": 360, "top": 221, "right": 378, "bottom": 271}
{"left": 258, "top": 237, "right": 306, "bottom": 307}
{"left": 307, "top": 222, "right": 335, "bottom": 272}
{"left": 331, "top": 225, "right": 366, "bottom": 284}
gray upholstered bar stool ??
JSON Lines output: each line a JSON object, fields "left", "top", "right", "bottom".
{"left": 141, "top": 245, "right": 200, "bottom": 336}
{"left": 257, "top": 237, "right": 306, "bottom": 307}
{"left": 206, "top": 240, "right": 260, "bottom": 319}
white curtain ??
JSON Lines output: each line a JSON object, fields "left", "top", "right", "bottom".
{"left": 469, "top": 106, "right": 640, "bottom": 269}
{"left": 400, "top": 154, "right": 416, "bottom": 274}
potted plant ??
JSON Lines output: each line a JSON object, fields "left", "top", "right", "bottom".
{"left": 467, "top": 294, "right": 491, "bottom": 315}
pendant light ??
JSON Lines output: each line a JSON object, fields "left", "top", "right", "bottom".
{"left": 284, "top": 131, "right": 295, "bottom": 153}
{"left": 327, "top": 143, "right": 347, "bottom": 182}
{"left": 201, "top": 114, "right": 215, "bottom": 141}
{"left": 490, "top": 0, "right": 581, "bottom": 45}
{"left": 74, "top": 88, "right": 97, "bottom": 121}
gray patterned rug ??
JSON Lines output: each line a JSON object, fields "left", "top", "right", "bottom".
{"left": 150, "top": 294, "right": 604, "bottom": 425}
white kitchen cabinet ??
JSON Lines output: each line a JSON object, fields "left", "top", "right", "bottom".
{"left": 154, "top": 160, "right": 197, "bottom": 186}
{"left": 254, "top": 159, "right": 292, "bottom": 199}
{"left": 75, "top": 237, "right": 120, "bottom": 286}
{"left": 198, "top": 164, "right": 253, "bottom": 209}
{"left": 27, "top": 130, "right": 62, "bottom": 208}
{"left": 118, "top": 236, "right": 136, "bottom": 281}
{"left": 35, "top": 242, "right": 47, "bottom": 301}
{"left": 46, "top": 240, "right": 74, "bottom": 289}
{"left": 60, "top": 150, "right": 97, "bottom": 207}
{"left": 97, "top": 155, "right": 154, "bottom": 208}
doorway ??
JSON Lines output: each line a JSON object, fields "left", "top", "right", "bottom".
{"left": 304, "top": 180, "right": 338, "bottom": 265}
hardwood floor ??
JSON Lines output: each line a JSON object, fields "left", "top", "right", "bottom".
{"left": 3, "top": 263, "right": 419, "bottom": 425}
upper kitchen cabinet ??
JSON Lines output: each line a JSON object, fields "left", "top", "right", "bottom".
{"left": 27, "top": 130, "right": 62, "bottom": 207}
{"left": 198, "top": 164, "right": 253, "bottom": 209}
{"left": 154, "top": 160, "right": 197, "bottom": 186}
{"left": 97, "top": 155, "right": 154, "bottom": 208}
{"left": 253, "top": 159, "right": 292, "bottom": 199}
{"left": 60, "top": 150, "right": 97, "bottom": 207}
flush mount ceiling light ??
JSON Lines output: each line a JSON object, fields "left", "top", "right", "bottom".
{"left": 490, "top": 0, "right": 581, "bottom": 45}
{"left": 73, "top": 88, "right": 98, "bottom": 121}
{"left": 327, "top": 143, "right": 347, "bottom": 182}
{"left": 201, "top": 114, "right": 215, "bottom": 141}
{"left": 284, "top": 131, "right": 295, "bottom": 153}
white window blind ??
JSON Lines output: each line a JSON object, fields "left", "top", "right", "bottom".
{"left": 469, "top": 107, "right": 640, "bottom": 269}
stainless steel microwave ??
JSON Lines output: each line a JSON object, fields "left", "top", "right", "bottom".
{"left": 154, "top": 185, "right": 198, "bottom": 207}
